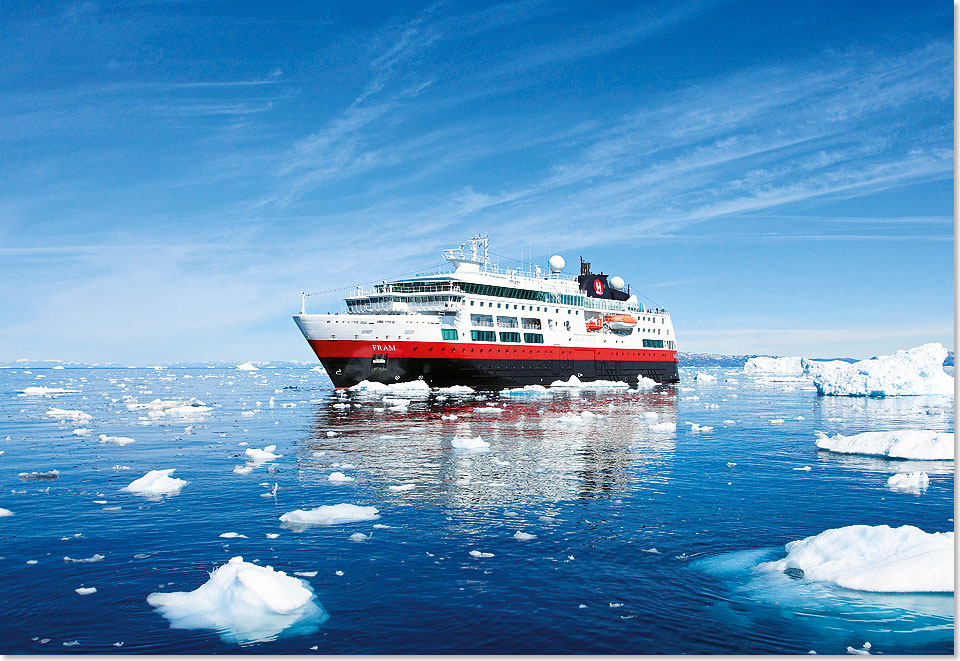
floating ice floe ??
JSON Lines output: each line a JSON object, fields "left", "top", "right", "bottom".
{"left": 473, "top": 406, "right": 504, "bottom": 414}
{"left": 245, "top": 445, "right": 281, "bottom": 463}
{"left": 220, "top": 532, "right": 248, "bottom": 539}
{"left": 349, "top": 532, "right": 369, "bottom": 542}
{"left": 514, "top": 531, "right": 537, "bottom": 541}
{"left": 99, "top": 434, "right": 135, "bottom": 446}
{"left": 641, "top": 411, "right": 659, "bottom": 421}
{"left": 279, "top": 504, "right": 380, "bottom": 530}
{"left": 887, "top": 472, "right": 930, "bottom": 494}
{"left": 18, "top": 469, "right": 59, "bottom": 480}
{"left": 147, "top": 556, "right": 327, "bottom": 645}
{"left": 348, "top": 380, "right": 430, "bottom": 397}
{"left": 122, "top": 469, "right": 186, "bottom": 498}
{"left": 436, "top": 385, "right": 475, "bottom": 395}
{"left": 75, "top": 587, "right": 97, "bottom": 595}
{"left": 810, "top": 343, "right": 954, "bottom": 397}
{"left": 550, "top": 375, "right": 629, "bottom": 389}
{"left": 46, "top": 408, "right": 92, "bottom": 424}
{"left": 649, "top": 422, "right": 676, "bottom": 433}
{"left": 451, "top": 436, "right": 490, "bottom": 451}
{"left": 757, "top": 524, "right": 953, "bottom": 592}
{"left": 125, "top": 398, "right": 212, "bottom": 422}
{"left": 20, "top": 386, "right": 80, "bottom": 395}
{"left": 0, "top": 508, "right": 13, "bottom": 517}
{"left": 686, "top": 422, "right": 713, "bottom": 433}
{"left": 636, "top": 375, "right": 658, "bottom": 389}
{"left": 469, "top": 550, "right": 494, "bottom": 558}
{"left": 327, "top": 472, "right": 354, "bottom": 483}
{"left": 233, "top": 466, "right": 254, "bottom": 475}
{"left": 694, "top": 372, "right": 716, "bottom": 382}
{"left": 814, "top": 430, "right": 953, "bottom": 461}
{"left": 235, "top": 362, "right": 259, "bottom": 371}
{"left": 502, "top": 384, "right": 554, "bottom": 397}
{"left": 64, "top": 554, "right": 104, "bottom": 563}
{"left": 388, "top": 483, "right": 416, "bottom": 492}
{"left": 73, "top": 428, "right": 91, "bottom": 436}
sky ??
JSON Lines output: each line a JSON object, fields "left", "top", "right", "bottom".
{"left": 0, "top": 0, "right": 953, "bottom": 363}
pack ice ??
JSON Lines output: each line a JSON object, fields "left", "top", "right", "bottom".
{"left": 810, "top": 343, "right": 954, "bottom": 397}
{"left": 147, "top": 556, "right": 327, "bottom": 644}
{"left": 744, "top": 356, "right": 804, "bottom": 376}
{"left": 122, "top": 469, "right": 187, "bottom": 498}
{"left": 46, "top": 408, "right": 92, "bottom": 424}
{"left": 814, "top": 430, "right": 953, "bottom": 461}
{"left": 757, "top": 524, "right": 953, "bottom": 592}
{"left": 125, "top": 397, "right": 212, "bottom": 422}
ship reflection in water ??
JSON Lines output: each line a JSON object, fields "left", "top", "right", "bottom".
{"left": 296, "top": 386, "right": 678, "bottom": 507}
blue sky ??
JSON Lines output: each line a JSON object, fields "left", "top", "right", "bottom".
{"left": 0, "top": 0, "right": 953, "bottom": 362}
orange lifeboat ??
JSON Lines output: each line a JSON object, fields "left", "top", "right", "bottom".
{"left": 585, "top": 317, "right": 603, "bottom": 332}
{"left": 603, "top": 314, "right": 637, "bottom": 330}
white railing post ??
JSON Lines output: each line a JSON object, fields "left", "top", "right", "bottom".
{"left": 301, "top": 292, "right": 306, "bottom": 314}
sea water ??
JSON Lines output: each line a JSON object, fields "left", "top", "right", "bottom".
{"left": 0, "top": 365, "right": 953, "bottom": 654}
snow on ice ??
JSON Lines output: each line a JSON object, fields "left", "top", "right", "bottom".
{"left": 814, "top": 430, "right": 953, "bottom": 461}
{"left": 122, "top": 469, "right": 187, "bottom": 498}
{"left": 146, "top": 556, "right": 327, "bottom": 644}
{"left": 245, "top": 445, "right": 281, "bottom": 463}
{"left": 758, "top": 524, "right": 953, "bottom": 592}
{"left": 887, "top": 472, "right": 930, "bottom": 494}
{"left": 744, "top": 356, "right": 805, "bottom": 376}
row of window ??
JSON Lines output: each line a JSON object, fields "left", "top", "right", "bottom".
{"left": 469, "top": 330, "right": 544, "bottom": 344}
{"left": 469, "top": 314, "right": 542, "bottom": 329}
{"left": 642, "top": 339, "right": 665, "bottom": 348}
{"left": 460, "top": 282, "right": 584, "bottom": 306}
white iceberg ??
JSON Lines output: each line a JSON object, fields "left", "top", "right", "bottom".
{"left": 757, "top": 524, "right": 953, "bottom": 592}
{"left": 236, "top": 362, "right": 259, "bottom": 371}
{"left": 550, "top": 375, "right": 629, "bottom": 389}
{"left": 810, "top": 343, "right": 954, "bottom": 397}
{"left": 20, "top": 386, "right": 79, "bottom": 395}
{"left": 146, "top": 556, "right": 327, "bottom": 644}
{"left": 122, "top": 469, "right": 186, "bottom": 498}
{"left": 887, "top": 472, "right": 930, "bottom": 494}
{"left": 279, "top": 504, "right": 380, "bottom": 530}
{"left": 650, "top": 421, "right": 676, "bottom": 432}
{"left": 694, "top": 372, "right": 716, "bottom": 382}
{"left": 636, "top": 375, "right": 658, "bottom": 389}
{"left": 126, "top": 398, "right": 211, "bottom": 422}
{"left": 327, "top": 472, "right": 354, "bottom": 483}
{"left": 46, "top": 408, "right": 92, "bottom": 424}
{"left": 744, "top": 356, "right": 804, "bottom": 376}
{"left": 451, "top": 436, "right": 490, "bottom": 451}
{"left": 75, "top": 587, "right": 97, "bottom": 595}
{"left": 0, "top": 508, "right": 13, "bottom": 517}
{"left": 514, "top": 531, "right": 537, "bottom": 541}
{"left": 348, "top": 380, "right": 430, "bottom": 397}
{"left": 814, "top": 430, "right": 953, "bottom": 460}
{"left": 502, "top": 384, "right": 554, "bottom": 396}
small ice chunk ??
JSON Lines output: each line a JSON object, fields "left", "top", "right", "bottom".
{"left": 236, "top": 362, "right": 259, "bottom": 371}
{"left": 220, "top": 532, "right": 248, "bottom": 539}
{"left": 649, "top": 422, "right": 676, "bottom": 432}
{"left": 641, "top": 412, "right": 659, "bottom": 421}
{"left": 328, "top": 472, "right": 354, "bottom": 483}
{"left": 694, "top": 372, "right": 716, "bottom": 382}
{"left": 245, "top": 445, "right": 281, "bottom": 462}
{"left": 469, "top": 550, "right": 494, "bottom": 558}
{"left": 335, "top": 570, "right": 344, "bottom": 576}
{"left": 45, "top": 408, "right": 92, "bottom": 423}
{"left": 73, "top": 428, "right": 91, "bottom": 436}
{"left": 686, "top": 422, "right": 713, "bottom": 433}
{"left": 20, "top": 386, "right": 79, "bottom": 395}
{"left": 769, "top": 419, "right": 784, "bottom": 424}
{"left": 609, "top": 602, "right": 624, "bottom": 608}
{"left": 451, "top": 436, "right": 490, "bottom": 451}
{"left": 266, "top": 533, "right": 279, "bottom": 539}
{"left": 474, "top": 406, "right": 504, "bottom": 414}
{"left": 642, "top": 548, "right": 661, "bottom": 554}
{"left": 887, "top": 471, "right": 930, "bottom": 494}
{"left": 388, "top": 483, "right": 416, "bottom": 492}
{"left": 0, "top": 508, "right": 13, "bottom": 517}
{"left": 325, "top": 431, "right": 338, "bottom": 437}
{"left": 726, "top": 462, "right": 737, "bottom": 467}
{"left": 64, "top": 554, "right": 104, "bottom": 563}
{"left": 99, "top": 434, "right": 135, "bottom": 446}
{"left": 513, "top": 531, "right": 537, "bottom": 541}
{"left": 146, "top": 556, "right": 327, "bottom": 644}
{"left": 349, "top": 533, "right": 369, "bottom": 542}
{"left": 122, "top": 469, "right": 186, "bottom": 498}
{"left": 793, "top": 466, "right": 812, "bottom": 471}
{"left": 18, "top": 469, "right": 59, "bottom": 480}
{"left": 233, "top": 466, "right": 254, "bottom": 475}
{"left": 75, "top": 587, "right": 97, "bottom": 595}
{"left": 279, "top": 504, "right": 380, "bottom": 529}
{"left": 294, "top": 571, "right": 318, "bottom": 577}
{"left": 636, "top": 376, "right": 658, "bottom": 389}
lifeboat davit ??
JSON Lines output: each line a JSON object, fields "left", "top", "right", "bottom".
{"left": 603, "top": 314, "right": 637, "bottom": 330}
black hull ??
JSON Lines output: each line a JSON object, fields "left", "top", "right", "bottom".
{"left": 319, "top": 356, "right": 679, "bottom": 389}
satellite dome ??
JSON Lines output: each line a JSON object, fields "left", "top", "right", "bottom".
{"left": 609, "top": 276, "right": 625, "bottom": 291}
{"left": 548, "top": 255, "right": 565, "bottom": 272}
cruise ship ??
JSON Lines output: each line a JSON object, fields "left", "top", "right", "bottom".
{"left": 294, "top": 236, "right": 679, "bottom": 388}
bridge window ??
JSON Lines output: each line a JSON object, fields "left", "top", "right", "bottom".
{"left": 471, "top": 330, "right": 495, "bottom": 342}
{"left": 499, "top": 332, "right": 521, "bottom": 343}
{"left": 643, "top": 339, "right": 664, "bottom": 348}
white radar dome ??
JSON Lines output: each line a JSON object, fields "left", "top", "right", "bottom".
{"left": 609, "top": 276, "right": 625, "bottom": 291}
{"left": 548, "top": 255, "right": 565, "bottom": 272}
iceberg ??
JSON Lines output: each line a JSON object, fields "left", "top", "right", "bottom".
{"left": 122, "top": 469, "right": 186, "bottom": 498}
{"left": 744, "top": 356, "right": 804, "bottom": 376}
{"left": 20, "top": 387, "right": 80, "bottom": 395}
{"left": 147, "top": 556, "right": 327, "bottom": 644}
{"left": 0, "top": 508, "right": 13, "bottom": 517}
{"left": 245, "top": 445, "right": 281, "bottom": 463}
{"left": 694, "top": 372, "right": 717, "bottom": 382}
{"left": 550, "top": 375, "right": 630, "bottom": 389}
{"left": 236, "top": 362, "right": 259, "bottom": 371}
{"left": 348, "top": 380, "right": 430, "bottom": 397}
{"left": 810, "top": 343, "right": 954, "bottom": 397}
{"left": 125, "top": 398, "right": 212, "bottom": 422}
{"left": 757, "top": 524, "right": 953, "bottom": 592}
{"left": 502, "top": 384, "right": 554, "bottom": 396}
{"left": 814, "top": 430, "right": 953, "bottom": 460}
{"left": 99, "top": 434, "right": 135, "bottom": 446}
{"left": 279, "top": 504, "right": 380, "bottom": 530}
{"left": 327, "top": 472, "right": 354, "bottom": 483}
{"left": 636, "top": 375, "right": 658, "bottom": 389}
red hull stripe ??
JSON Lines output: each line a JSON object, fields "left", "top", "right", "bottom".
{"left": 308, "top": 339, "right": 677, "bottom": 363}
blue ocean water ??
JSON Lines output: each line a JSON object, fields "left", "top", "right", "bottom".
{"left": 0, "top": 365, "right": 953, "bottom": 655}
